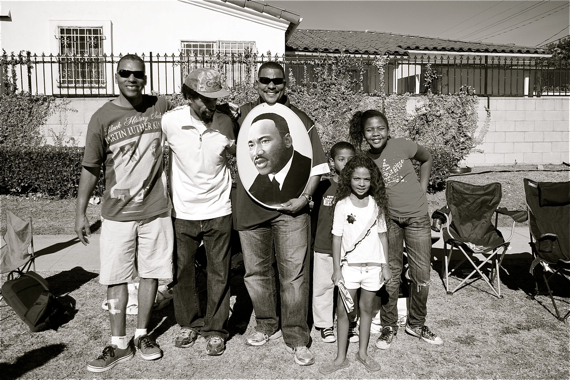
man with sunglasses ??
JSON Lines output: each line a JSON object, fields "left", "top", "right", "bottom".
{"left": 161, "top": 68, "right": 235, "bottom": 357}
{"left": 76, "top": 54, "right": 173, "bottom": 372}
{"left": 233, "top": 62, "right": 329, "bottom": 366}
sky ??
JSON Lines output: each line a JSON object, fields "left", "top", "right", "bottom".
{"left": 269, "top": 0, "right": 569, "bottom": 47}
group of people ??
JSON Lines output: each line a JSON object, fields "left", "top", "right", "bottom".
{"left": 74, "top": 54, "right": 442, "bottom": 374}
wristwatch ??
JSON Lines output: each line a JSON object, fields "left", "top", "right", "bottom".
{"left": 301, "top": 193, "right": 312, "bottom": 202}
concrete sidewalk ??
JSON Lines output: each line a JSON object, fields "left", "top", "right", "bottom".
{"left": 12, "top": 226, "right": 532, "bottom": 272}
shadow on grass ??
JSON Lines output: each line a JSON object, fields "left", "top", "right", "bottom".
{"left": 0, "top": 343, "right": 67, "bottom": 380}
{"left": 45, "top": 266, "right": 99, "bottom": 296}
{"left": 34, "top": 220, "right": 101, "bottom": 258}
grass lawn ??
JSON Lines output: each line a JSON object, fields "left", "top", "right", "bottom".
{"left": 1, "top": 165, "right": 569, "bottom": 378}
{"left": 0, "top": 259, "right": 569, "bottom": 379}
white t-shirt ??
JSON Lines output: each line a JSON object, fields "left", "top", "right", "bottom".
{"left": 331, "top": 195, "right": 387, "bottom": 264}
{"left": 161, "top": 105, "right": 235, "bottom": 220}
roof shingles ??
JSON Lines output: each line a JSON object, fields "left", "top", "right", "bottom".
{"left": 286, "top": 29, "right": 546, "bottom": 55}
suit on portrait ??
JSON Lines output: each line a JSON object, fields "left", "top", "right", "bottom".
{"left": 248, "top": 150, "right": 311, "bottom": 206}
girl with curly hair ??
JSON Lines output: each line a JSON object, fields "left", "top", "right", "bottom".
{"left": 319, "top": 154, "right": 391, "bottom": 375}
{"left": 349, "top": 110, "right": 442, "bottom": 352}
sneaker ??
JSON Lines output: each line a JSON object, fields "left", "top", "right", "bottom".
{"left": 134, "top": 334, "right": 162, "bottom": 360}
{"left": 86, "top": 343, "right": 134, "bottom": 373}
{"left": 293, "top": 346, "right": 315, "bottom": 366}
{"left": 348, "top": 320, "right": 359, "bottom": 343}
{"left": 376, "top": 326, "right": 396, "bottom": 350}
{"left": 320, "top": 327, "right": 336, "bottom": 343}
{"left": 174, "top": 328, "right": 199, "bottom": 348}
{"left": 405, "top": 324, "right": 443, "bottom": 345}
{"left": 246, "top": 330, "right": 282, "bottom": 346}
{"left": 205, "top": 336, "right": 225, "bottom": 356}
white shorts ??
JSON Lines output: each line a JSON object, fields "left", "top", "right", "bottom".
{"left": 99, "top": 213, "right": 174, "bottom": 285}
{"left": 342, "top": 264, "right": 383, "bottom": 292}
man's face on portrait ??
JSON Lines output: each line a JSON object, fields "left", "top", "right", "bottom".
{"left": 248, "top": 119, "right": 292, "bottom": 176}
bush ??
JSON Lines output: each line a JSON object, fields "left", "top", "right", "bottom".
{"left": 406, "top": 86, "right": 489, "bottom": 189}
{"left": 0, "top": 146, "right": 104, "bottom": 198}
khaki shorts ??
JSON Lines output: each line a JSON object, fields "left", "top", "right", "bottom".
{"left": 99, "top": 213, "right": 173, "bottom": 285}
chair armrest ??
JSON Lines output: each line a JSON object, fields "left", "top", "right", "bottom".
{"left": 535, "top": 233, "right": 558, "bottom": 255}
{"left": 496, "top": 207, "right": 528, "bottom": 223}
{"left": 431, "top": 207, "right": 449, "bottom": 232}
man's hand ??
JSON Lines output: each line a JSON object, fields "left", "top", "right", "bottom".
{"left": 277, "top": 196, "right": 308, "bottom": 213}
{"left": 75, "top": 214, "right": 91, "bottom": 245}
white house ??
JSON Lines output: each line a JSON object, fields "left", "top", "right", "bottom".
{"left": 0, "top": 0, "right": 301, "bottom": 95}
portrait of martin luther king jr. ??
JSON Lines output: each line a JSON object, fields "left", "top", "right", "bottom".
{"left": 247, "top": 112, "right": 311, "bottom": 207}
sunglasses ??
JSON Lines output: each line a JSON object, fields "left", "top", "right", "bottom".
{"left": 258, "top": 77, "right": 284, "bottom": 85}
{"left": 117, "top": 69, "right": 145, "bottom": 79}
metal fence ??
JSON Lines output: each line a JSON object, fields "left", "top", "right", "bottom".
{"left": 1, "top": 52, "right": 568, "bottom": 97}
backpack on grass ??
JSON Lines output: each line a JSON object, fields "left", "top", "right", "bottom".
{"left": 1, "top": 271, "right": 61, "bottom": 332}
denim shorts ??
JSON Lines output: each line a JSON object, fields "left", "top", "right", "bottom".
{"left": 99, "top": 213, "right": 173, "bottom": 285}
{"left": 342, "top": 263, "right": 383, "bottom": 292}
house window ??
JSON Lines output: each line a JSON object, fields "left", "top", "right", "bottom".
{"left": 58, "top": 26, "right": 105, "bottom": 87}
{"left": 181, "top": 41, "right": 256, "bottom": 57}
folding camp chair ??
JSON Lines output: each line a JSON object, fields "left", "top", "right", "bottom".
{"left": 1, "top": 211, "right": 36, "bottom": 302}
{"left": 524, "top": 178, "right": 570, "bottom": 322}
{"left": 432, "top": 181, "right": 526, "bottom": 298}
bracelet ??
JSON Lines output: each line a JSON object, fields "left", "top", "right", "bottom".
{"left": 301, "top": 193, "right": 312, "bottom": 202}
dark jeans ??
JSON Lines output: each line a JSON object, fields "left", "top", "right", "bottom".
{"left": 380, "top": 213, "right": 432, "bottom": 329}
{"left": 172, "top": 215, "right": 232, "bottom": 339}
{"left": 238, "top": 212, "right": 311, "bottom": 348}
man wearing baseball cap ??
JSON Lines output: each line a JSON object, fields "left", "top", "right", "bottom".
{"left": 162, "top": 68, "right": 235, "bottom": 356}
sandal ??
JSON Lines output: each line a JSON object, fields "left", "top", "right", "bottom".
{"left": 355, "top": 352, "right": 381, "bottom": 372}
{"left": 318, "top": 358, "right": 350, "bottom": 375}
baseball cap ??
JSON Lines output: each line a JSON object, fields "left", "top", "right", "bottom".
{"left": 184, "top": 68, "right": 230, "bottom": 98}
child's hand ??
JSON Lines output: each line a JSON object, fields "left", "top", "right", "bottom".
{"left": 380, "top": 264, "right": 392, "bottom": 283}
{"left": 332, "top": 269, "right": 344, "bottom": 286}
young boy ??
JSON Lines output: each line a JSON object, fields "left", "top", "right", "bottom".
{"left": 312, "top": 141, "right": 357, "bottom": 343}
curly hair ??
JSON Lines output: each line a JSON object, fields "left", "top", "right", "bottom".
{"left": 348, "top": 110, "right": 389, "bottom": 150}
{"left": 333, "top": 154, "right": 388, "bottom": 219}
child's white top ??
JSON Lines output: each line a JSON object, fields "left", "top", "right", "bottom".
{"left": 331, "top": 195, "right": 387, "bottom": 264}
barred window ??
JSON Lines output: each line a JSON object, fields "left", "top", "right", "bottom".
{"left": 58, "top": 26, "right": 105, "bottom": 87}
{"left": 181, "top": 41, "right": 256, "bottom": 56}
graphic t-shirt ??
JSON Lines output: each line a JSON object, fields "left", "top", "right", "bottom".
{"left": 82, "top": 96, "right": 170, "bottom": 221}
{"left": 331, "top": 196, "right": 387, "bottom": 264}
{"left": 313, "top": 178, "right": 338, "bottom": 254}
{"left": 368, "top": 138, "right": 428, "bottom": 218}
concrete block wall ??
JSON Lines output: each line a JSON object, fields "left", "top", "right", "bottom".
{"left": 464, "top": 97, "right": 569, "bottom": 166}
{"left": 44, "top": 96, "right": 569, "bottom": 166}
{"left": 42, "top": 98, "right": 111, "bottom": 146}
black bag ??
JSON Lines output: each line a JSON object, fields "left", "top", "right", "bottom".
{"left": 2, "top": 271, "right": 59, "bottom": 332}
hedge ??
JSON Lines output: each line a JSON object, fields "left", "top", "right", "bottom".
{"left": 0, "top": 146, "right": 104, "bottom": 198}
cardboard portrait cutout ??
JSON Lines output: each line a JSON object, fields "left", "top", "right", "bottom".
{"left": 237, "top": 103, "right": 313, "bottom": 209}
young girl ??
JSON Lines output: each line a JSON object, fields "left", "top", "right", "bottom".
{"left": 319, "top": 154, "right": 392, "bottom": 375}
{"left": 349, "top": 110, "right": 442, "bottom": 351}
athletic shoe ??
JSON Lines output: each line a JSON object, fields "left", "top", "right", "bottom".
{"left": 174, "top": 328, "right": 199, "bottom": 348}
{"left": 320, "top": 327, "right": 336, "bottom": 343}
{"left": 405, "top": 324, "right": 443, "bottom": 345}
{"left": 293, "top": 346, "right": 315, "bottom": 366}
{"left": 246, "top": 330, "right": 282, "bottom": 346}
{"left": 348, "top": 320, "right": 359, "bottom": 343}
{"left": 375, "top": 326, "right": 396, "bottom": 350}
{"left": 86, "top": 343, "right": 134, "bottom": 373}
{"left": 134, "top": 334, "right": 162, "bottom": 360}
{"left": 205, "top": 336, "right": 225, "bottom": 356}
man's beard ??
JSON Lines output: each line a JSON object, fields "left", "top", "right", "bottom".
{"left": 201, "top": 108, "right": 215, "bottom": 123}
